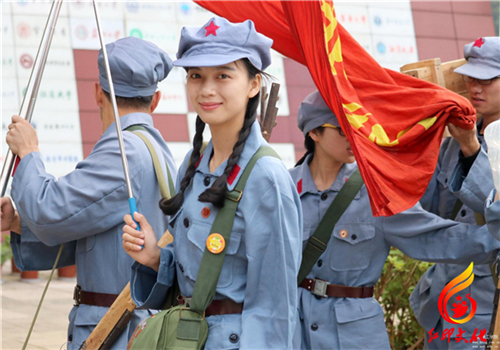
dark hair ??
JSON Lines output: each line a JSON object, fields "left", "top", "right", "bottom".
{"left": 102, "top": 90, "right": 153, "bottom": 110}
{"left": 295, "top": 127, "right": 325, "bottom": 166}
{"left": 160, "top": 58, "right": 264, "bottom": 215}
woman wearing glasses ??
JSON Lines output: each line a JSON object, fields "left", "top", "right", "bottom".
{"left": 291, "top": 90, "right": 500, "bottom": 350}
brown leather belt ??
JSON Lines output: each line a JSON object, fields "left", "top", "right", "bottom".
{"left": 73, "top": 285, "right": 119, "bottom": 308}
{"left": 300, "top": 278, "right": 374, "bottom": 298}
{"left": 178, "top": 296, "right": 243, "bottom": 316}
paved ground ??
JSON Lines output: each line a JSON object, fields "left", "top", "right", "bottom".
{"left": 1, "top": 260, "right": 74, "bottom": 350}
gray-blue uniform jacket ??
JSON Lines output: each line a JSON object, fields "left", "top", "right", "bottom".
{"left": 290, "top": 155, "right": 500, "bottom": 350}
{"left": 410, "top": 125, "right": 495, "bottom": 349}
{"left": 130, "top": 121, "right": 303, "bottom": 350}
{"left": 10, "top": 113, "right": 176, "bottom": 350}
{"left": 486, "top": 190, "right": 500, "bottom": 239}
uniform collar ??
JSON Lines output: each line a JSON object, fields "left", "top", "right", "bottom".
{"left": 195, "top": 121, "right": 267, "bottom": 191}
{"left": 102, "top": 112, "right": 154, "bottom": 138}
{"left": 295, "top": 154, "right": 359, "bottom": 198}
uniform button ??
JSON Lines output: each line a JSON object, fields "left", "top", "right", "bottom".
{"left": 317, "top": 259, "right": 323, "bottom": 267}
{"left": 351, "top": 234, "right": 357, "bottom": 240}
{"left": 69, "top": 335, "right": 73, "bottom": 342}
{"left": 479, "top": 139, "right": 483, "bottom": 144}
{"left": 229, "top": 334, "right": 239, "bottom": 343}
{"left": 445, "top": 178, "right": 448, "bottom": 184}
{"left": 204, "top": 177, "right": 211, "bottom": 186}
{"left": 179, "top": 263, "right": 184, "bottom": 273}
{"left": 461, "top": 209, "right": 466, "bottom": 217}
{"left": 321, "top": 193, "right": 328, "bottom": 201}
{"left": 311, "top": 324, "right": 319, "bottom": 331}
{"left": 184, "top": 218, "right": 189, "bottom": 228}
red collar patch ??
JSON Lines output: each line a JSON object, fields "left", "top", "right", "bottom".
{"left": 205, "top": 21, "right": 220, "bottom": 37}
{"left": 473, "top": 38, "right": 485, "bottom": 48}
{"left": 297, "top": 179, "right": 303, "bottom": 194}
{"left": 195, "top": 154, "right": 204, "bottom": 168}
{"left": 227, "top": 164, "right": 241, "bottom": 185}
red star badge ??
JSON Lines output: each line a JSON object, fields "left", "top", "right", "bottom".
{"left": 205, "top": 21, "right": 220, "bottom": 37}
{"left": 473, "top": 38, "right": 484, "bottom": 48}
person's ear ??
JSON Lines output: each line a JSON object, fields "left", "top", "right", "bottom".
{"left": 94, "top": 83, "right": 104, "bottom": 107}
{"left": 248, "top": 73, "right": 262, "bottom": 99}
{"left": 150, "top": 91, "right": 162, "bottom": 113}
{"left": 309, "top": 129, "right": 321, "bottom": 142}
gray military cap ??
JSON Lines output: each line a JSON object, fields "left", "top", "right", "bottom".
{"left": 174, "top": 17, "right": 273, "bottom": 71}
{"left": 298, "top": 91, "right": 340, "bottom": 136}
{"left": 454, "top": 37, "right": 500, "bottom": 80}
{"left": 98, "top": 37, "right": 173, "bottom": 98}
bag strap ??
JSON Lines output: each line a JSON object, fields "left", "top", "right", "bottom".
{"left": 189, "top": 146, "right": 280, "bottom": 313}
{"left": 125, "top": 125, "right": 175, "bottom": 199}
{"left": 297, "top": 169, "right": 364, "bottom": 285}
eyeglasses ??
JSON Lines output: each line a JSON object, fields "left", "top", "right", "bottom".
{"left": 321, "top": 124, "right": 345, "bottom": 137}
{"left": 462, "top": 75, "right": 500, "bottom": 86}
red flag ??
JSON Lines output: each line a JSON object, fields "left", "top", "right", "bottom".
{"left": 195, "top": 1, "right": 476, "bottom": 216}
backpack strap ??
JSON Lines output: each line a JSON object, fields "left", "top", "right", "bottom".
{"left": 125, "top": 125, "right": 175, "bottom": 199}
{"left": 189, "top": 146, "right": 280, "bottom": 313}
{"left": 297, "top": 169, "right": 364, "bottom": 285}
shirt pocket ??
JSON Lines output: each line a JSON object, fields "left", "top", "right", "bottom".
{"left": 330, "top": 222, "right": 376, "bottom": 271}
{"left": 181, "top": 219, "right": 243, "bottom": 288}
{"left": 76, "top": 235, "right": 96, "bottom": 255}
{"left": 335, "top": 299, "right": 390, "bottom": 349}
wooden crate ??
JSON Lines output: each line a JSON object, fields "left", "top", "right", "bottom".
{"left": 400, "top": 58, "right": 470, "bottom": 102}
{"left": 400, "top": 58, "right": 469, "bottom": 137}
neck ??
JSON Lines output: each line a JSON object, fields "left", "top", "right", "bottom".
{"left": 309, "top": 151, "right": 343, "bottom": 191}
{"left": 101, "top": 106, "right": 147, "bottom": 133}
{"left": 480, "top": 114, "right": 500, "bottom": 134}
{"left": 208, "top": 116, "right": 245, "bottom": 173}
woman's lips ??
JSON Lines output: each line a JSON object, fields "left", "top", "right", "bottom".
{"left": 199, "top": 102, "right": 222, "bottom": 111}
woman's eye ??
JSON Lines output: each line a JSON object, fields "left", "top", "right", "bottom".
{"left": 189, "top": 73, "right": 201, "bottom": 79}
{"left": 218, "top": 74, "right": 229, "bottom": 79}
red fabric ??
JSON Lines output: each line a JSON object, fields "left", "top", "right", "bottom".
{"left": 195, "top": 1, "right": 476, "bottom": 216}
{"left": 227, "top": 164, "right": 241, "bottom": 185}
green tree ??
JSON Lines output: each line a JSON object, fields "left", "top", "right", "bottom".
{"left": 376, "top": 248, "right": 433, "bottom": 350}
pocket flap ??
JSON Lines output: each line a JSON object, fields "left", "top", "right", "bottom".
{"left": 335, "top": 299, "right": 382, "bottom": 324}
{"left": 73, "top": 305, "right": 105, "bottom": 326}
{"left": 333, "top": 222, "right": 375, "bottom": 245}
{"left": 187, "top": 223, "right": 242, "bottom": 255}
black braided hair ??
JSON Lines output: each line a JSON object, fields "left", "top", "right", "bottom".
{"left": 159, "top": 116, "right": 205, "bottom": 215}
{"left": 294, "top": 127, "right": 325, "bottom": 167}
{"left": 159, "top": 58, "right": 264, "bottom": 215}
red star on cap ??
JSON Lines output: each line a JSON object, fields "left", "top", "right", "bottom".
{"left": 473, "top": 38, "right": 485, "bottom": 48}
{"left": 205, "top": 21, "right": 220, "bottom": 37}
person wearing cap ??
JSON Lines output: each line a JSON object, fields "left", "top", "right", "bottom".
{"left": 1, "top": 37, "right": 177, "bottom": 349}
{"left": 410, "top": 36, "right": 500, "bottom": 349}
{"left": 121, "top": 17, "right": 302, "bottom": 349}
{"left": 290, "top": 90, "right": 500, "bottom": 350}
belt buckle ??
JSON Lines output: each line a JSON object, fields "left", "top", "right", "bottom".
{"left": 73, "top": 285, "right": 81, "bottom": 306}
{"left": 312, "top": 279, "right": 329, "bottom": 298}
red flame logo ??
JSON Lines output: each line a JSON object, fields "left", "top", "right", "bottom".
{"left": 438, "top": 263, "right": 477, "bottom": 324}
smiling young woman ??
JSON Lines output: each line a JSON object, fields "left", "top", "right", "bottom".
{"left": 122, "top": 17, "right": 302, "bottom": 349}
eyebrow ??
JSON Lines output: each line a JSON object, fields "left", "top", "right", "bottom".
{"left": 189, "top": 66, "right": 236, "bottom": 71}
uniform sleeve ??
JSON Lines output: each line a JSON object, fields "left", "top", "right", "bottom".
{"left": 239, "top": 165, "right": 302, "bottom": 350}
{"left": 420, "top": 139, "right": 448, "bottom": 213}
{"left": 130, "top": 151, "right": 191, "bottom": 308}
{"left": 10, "top": 223, "right": 76, "bottom": 271}
{"left": 383, "top": 202, "right": 500, "bottom": 264}
{"left": 485, "top": 189, "right": 500, "bottom": 241}
{"left": 130, "top": 244, "right": 176, "bottom": 309}
{"left": 11, "top": 134, "right": 146, "bottom": 246}
{"left": 449, "top": 147, "right": 494, "bottom": 213}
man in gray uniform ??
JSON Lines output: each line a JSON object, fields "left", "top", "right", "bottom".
{"left": 1, "top": 37, "right": 176, "bottom": 349}
{"left": 411, "top": 36, "right": 500, "bottom": 349}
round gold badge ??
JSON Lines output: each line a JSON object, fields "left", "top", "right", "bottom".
{"left": 339, "top": 229, "right": 348, "bottom": 238}
{"left": 206, "top": 233, "right": 225, "bottom": 254}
